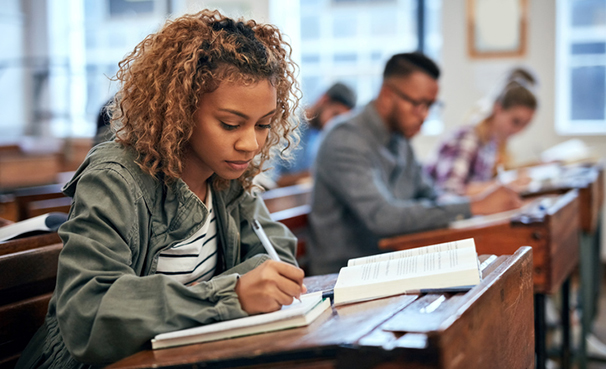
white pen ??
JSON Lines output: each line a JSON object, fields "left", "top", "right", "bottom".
{"left": 251, "top": 218, "right": 303, "bottom": 302}
{"left": 251, "top": 219, "right": 281, "bottom": 261}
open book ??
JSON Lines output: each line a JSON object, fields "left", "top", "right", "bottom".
{"left": 152, "top": 293, "right": 330, "bottom": 350}
{"left": 333, "top": 238, "right": 481, "bottom": 306}
{"left": 0, "top": 212, "right": 67, "bottom": 242}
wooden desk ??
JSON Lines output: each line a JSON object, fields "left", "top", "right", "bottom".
{"left": 519, "top": 163, "right": 603, "bottom": 369}
{"left": 0, "top": 194, "right": 17, "bottom": 222}
{"left": 379, "top": 190, "right": 580, "bottom": 369}
{"left": 519, "top": 163, "right": 603, "bottom": 234}
{"left": 109, "top": 247, "right": 533, "bottom": 369}
{"left": 0, "top": 241, "right": 62, "bottom": 367}
{"left": 261, "top": 184, "right": 313, "bottom": 270}
{"left": 261, "top": 182, "right": 312, "bottom": 214}
{"left": 0, "top": 153, "right": 61, "bottom": 190}
{"left": 12, "top": 183, "right": 66, "bottom": 221}
{"left": 0, "top": 232, "right": 61, "bottom": 257}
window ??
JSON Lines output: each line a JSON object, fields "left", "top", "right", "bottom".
{"left": 556, "top": 0, "right": 606, "bottom": 135}
{"left": 298, "top": 0, "right": 443, "bottom": 134}
{"left": 1, "top": 0, "right": 441, "bottom": 140}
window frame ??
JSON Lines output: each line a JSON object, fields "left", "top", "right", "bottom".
{"left": 555, "top": 0, "right": 606, "bottom": 136}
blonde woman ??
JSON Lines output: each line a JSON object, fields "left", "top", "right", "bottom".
{"left": 426, "top": 68, "right": 538, "bottom": 196}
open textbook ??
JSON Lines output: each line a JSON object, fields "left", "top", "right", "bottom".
{"left": 448, "top": 196, "right": 556, "bottom": 230}
{"left": 0, "top": 212, "right": 67, "bottom": 242}
{"left": 333, "top": 238, "right": 481, "bottom": 306}
{"left": 152, "top": 293, "right": 330, "bottom": 350}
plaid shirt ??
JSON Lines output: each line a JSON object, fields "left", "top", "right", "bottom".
{"left": 425, "top": 125, "right": 497, "bottom": 195}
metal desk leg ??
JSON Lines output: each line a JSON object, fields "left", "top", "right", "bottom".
{"left": 581, "top": 212, "right": 603, "bottom": 367}
{"left": 535, "top": 293, "right": 546, "bottom": 369}
{"left": 562, "top": 277, "right": 571, "bottom": 369}
{"left": 579, "top": 231, "right": 594, "bottom": 369}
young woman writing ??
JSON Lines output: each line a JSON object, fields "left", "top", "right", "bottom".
{"left": 17, "top": 9, "right": 304, "bottom": 368}
{"left": 425, "top": 68, "right": 538, "bottom": 196}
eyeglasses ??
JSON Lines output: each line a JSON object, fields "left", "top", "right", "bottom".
{"left": 388, "top": 84, "right": 444, "bottom": 113}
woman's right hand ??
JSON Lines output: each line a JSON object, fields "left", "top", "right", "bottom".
{"left": 235, "top": 260, "right": 306, "bottom": 315}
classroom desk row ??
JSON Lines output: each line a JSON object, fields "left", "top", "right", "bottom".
{"left": 0, "top": 162, "right": 601, "bottom": 368}
{"left": 518, "top": 164, "right": 605, "bottom": 368}
{"left": 381, "top": 190, "right": 579, "bottom": 369}
{"left": 108, "top": 248, "right": 534, "bottom": 369}
{"left": 0, "top": 235, "right": 534, "bottom": 369}
{"left": 260, "top": 162, "right": 604, "bottom": 369}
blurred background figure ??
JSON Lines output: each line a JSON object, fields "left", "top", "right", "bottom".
{"left": 267, "top": 82, "right": 356, "bottom": 188}
{"left": 425, "top": 67, "right": 538, "bottom": 196}
{"left": 94, "top": 98, "right": 114, "bottom": 147}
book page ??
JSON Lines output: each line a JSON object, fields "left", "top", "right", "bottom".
{"left": 336, "top": 246, "right": 479, "bottom": 288}
{"left": 449, "top": 197, "right": 553, "bottom": 229}
{"left": 0, "top": 213, "right": 67, "bottom": 242}
{"left": 449, "top": 208, "right": 523, "bottom": 229}
{"left": 347, "top": 238, "right": 476, "bottom": 267}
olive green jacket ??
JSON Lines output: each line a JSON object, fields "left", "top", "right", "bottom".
{"left": 16, "top": 142, "right": 297, "bottom": 368}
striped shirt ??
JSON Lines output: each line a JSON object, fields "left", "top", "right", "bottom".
{"left": 156, "top": 185, "right": 218, "bottom": 285}
{"left": 424, "top": 125, "right": 497, "bottom": 196}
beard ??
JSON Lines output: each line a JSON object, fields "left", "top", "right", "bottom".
{"left": 387, "top": 107, "right": 421, "bottom": 139}
{"left": 386, "top": 105, "right": 401, "bottom": 134}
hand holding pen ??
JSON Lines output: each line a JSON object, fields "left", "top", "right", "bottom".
{"left": 233, "top": 219, "right": 306, "bottom": 314}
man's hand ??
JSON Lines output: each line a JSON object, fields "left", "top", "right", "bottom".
{"left": 235, "top": 260, "right": 306, "bottom": 315}
{"left": 469, "top": 184, "right": 523, "bottom": 216}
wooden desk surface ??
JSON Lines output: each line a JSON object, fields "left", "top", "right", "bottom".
{"left": 0, "top": 232, "right": 61, "bottom": 256}
{"left": 520, "top": 163, "right": 603, "bottom": 234}
{"left": 380, "top": 190, "right": 580, "bottom": 295}
{"left": 109, "top": 247, "right": 534, "bottom": 369}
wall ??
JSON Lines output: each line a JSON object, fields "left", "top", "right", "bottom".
{"left": 413, "top": 0, "right": 606, "bottom": 256}
{"left": 0, "top": 0, "right": 27, "bottom": 141}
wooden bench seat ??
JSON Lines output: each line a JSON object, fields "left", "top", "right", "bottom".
{"left": 0, "top": 243, "right": 62, "bottom": 368}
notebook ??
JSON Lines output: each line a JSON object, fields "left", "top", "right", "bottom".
{"left": 152, "top": 293, "right": 331, "bottom": 349}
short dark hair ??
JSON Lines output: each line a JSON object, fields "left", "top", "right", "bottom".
{"left": 383, "top": 52, "right": 440, "bottom": 80}
{"left": 325, "top": 82, "right": 357, "bottom": 109}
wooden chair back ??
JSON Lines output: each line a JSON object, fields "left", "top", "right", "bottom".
{"left": 0, "top": 194, "right": 17, "bottom": 222}
{"left": 0, "top": 232, "right": 62, "bottom": 257}
{"left": 13, "top": 184, "right": 67, "bottom": 221}
{"left": 26, "top": 197, "right": 72, "bottom": 219}
{"left": 0, "top": 243, "right": 61, "bottom": 368}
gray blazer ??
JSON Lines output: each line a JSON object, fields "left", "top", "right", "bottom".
{"left": 308, "top": 102, "right": 471, "bottom": 275}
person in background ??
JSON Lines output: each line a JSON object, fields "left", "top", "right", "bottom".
{"left": 93, "top": 97, "right": 113, "bottom": 146}
{"left": 424, "top": 68, "right": 538, "bottom": 196}
{"left": 269, "top": 82, "right": 356, "bottom": 188}
{"left": 17, "top": 9, "right": 305, "bottom": 368}
{"left": 308, "top": 52, "right": 523, "bottom": 275}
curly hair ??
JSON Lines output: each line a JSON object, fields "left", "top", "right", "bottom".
{"left": 111, "top": 9, "right": 301, "bottom": 191}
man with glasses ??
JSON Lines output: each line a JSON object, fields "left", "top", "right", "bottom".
{"left": 307, "top": 52, "right": 523, "bottom": 275}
